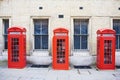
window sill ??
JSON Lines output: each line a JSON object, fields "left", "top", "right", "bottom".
{"left": 32, "top": 50, "right": 49, "bottom": 56}
{"left": 3, "top": 49, "right": 8, "bottom": 52}
{"left": 73, "top": 49, "right": 89, "bottom": 51}
{"left": 116, "top": 49, "right": 120, "bottom": 52}
{"left": 72, "top": 50, "right": 90, "bottom": 56}
{"left": 33, "top": 49, "right": 48, "bottom": 52}
{"left": 116, "top": 50, "right": 120, "bottom": 56}
{"left": 2, "top": 50, "right": 8, "bottom": 56}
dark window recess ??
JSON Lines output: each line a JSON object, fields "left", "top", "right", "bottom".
{"left": 39, "top": 7, "right": 43, "bottom": 10}
{"left": 74, "top": 66, "right": 91, "bottom": 69}
{"left": 58, "top": 15, "right": 64, "bottom": 18}
{"left": 113, "top": 19, "right": 120, "bottom": 49}
{"left": 118, "top": 7, "right": 120, "bottom": 10}
{"left": 79, "top": 7, "right": 83, "bottom": 10}
{"left": 3, "top": 19, "right": 9, "bottom": 49}
{"left": 31, "top": 64, "right": 49, "bottom": 68}
{"left": 116, "top": 66, "right": 120, "bottom": 69}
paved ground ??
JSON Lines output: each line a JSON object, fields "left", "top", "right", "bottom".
{"left": 0, "top": 62, "right": 120, "bottom": 80}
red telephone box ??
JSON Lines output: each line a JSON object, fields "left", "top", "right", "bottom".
{"left": 53, "top": 28, "right": 69, "bottom": 70}
{"left": 8, "top": 27, "right": 26, "bottom": 68}
{"left": 97, "top": 29, "right": 116, "bottom": 70}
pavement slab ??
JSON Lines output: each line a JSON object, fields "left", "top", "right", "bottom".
{"left": 0, "top": 66, "right": 120, "bottom": 80}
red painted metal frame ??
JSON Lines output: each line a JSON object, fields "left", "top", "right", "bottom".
{"left": 97, "top": 29, "right": 116, "bottom": 70}
{"left": 53, "top": 28, "right": 69, "bottom": 70}
{"left": 8, "top": 27, "right": 26, "bottom": 68}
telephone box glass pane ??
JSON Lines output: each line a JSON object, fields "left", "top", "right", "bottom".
{"left": 104, "top": 40, "right": 112, "bottom": 64}
{"left": 57, "top": 39, "right": 65, "bottom": 64}
{"left": 11, "top": 38, "right": 19, "bottom": 62}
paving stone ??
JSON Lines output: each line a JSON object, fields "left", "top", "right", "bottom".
{"left": 0, "top": 66, "right": 120, "bottom": 80}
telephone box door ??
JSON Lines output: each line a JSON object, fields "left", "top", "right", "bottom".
{"left": 53, "top": 28, "right": 69, "bottom": 70}
{"left": 8, "top": 27, "right": 26, "bottom": 68}
{"left": 8, "top": 36, "right": 20, "bottom": 66}
{"left": 97, "top": 29, "right": 116, "bottom": 70}
{"left": 103, "top": 37, "right": 115, "bottom": 69}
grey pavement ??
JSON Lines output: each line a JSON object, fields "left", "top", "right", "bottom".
{"left": 0, "top": 63, "right": 120, "bottom": 80}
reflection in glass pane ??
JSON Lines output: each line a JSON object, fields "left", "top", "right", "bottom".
{"left": 119, "top": 36, "right": 120, "bottom": 49}
{"left": 113, "top": 25, "right": 120, "bottom": 34}
{"left": 42, "top": 25, "right": 48, "bottom": 35}
{"left": 116, "top": 36, "right": 119, "bottom": 49}
{"left": 113, "top": 19, "right": 120, "bottom": 49}
{"left": 3, "top": 19, "right": 9, "bottom": 34}
{"left": 81, "top": 26, "right": 87, "bottom": 34}
{"left": 74, "top": 25, "right": 80, "bottom": 34}
{"left": 34, "top": 19, "right": 48, "bottom": 49}
{"left": 74, "top": 19, "right": 88, "bottom": 49}
{"left": 42, "top": 36, "right": 48, "bottom": 49}
{"left": 34, "top": 19, "right": 48, "bottom": 35}
{"left": 74, "top": 20, "right": 80, "bottom": 34}
{"left": 42, "top": 20, "right": 48, "bottom": 35}
{"left": 81, "top": 36, "right": 87, "bottom": 49}
{"left": 35, "top": 36, "right": 41, "bottom": 49}
{"left": 74, "top": 35, "right": 80, "bottom": 49}
{"left": 113, "top": 20, "right": 120, "bottom": 34}
{"left": 34, "top": 24, "right": 41, "bottom": 34}
{"left": 4, "top": 35, "right": 8, "bottom": 49}
{"left": 3, "top": 19, "right": 9, "bottom": 49}
{"left": 81, "top": 22, "right": 88, "bottom": 34}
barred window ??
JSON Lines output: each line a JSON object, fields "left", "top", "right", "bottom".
{"left": 113, "top": 19, "right": 120, "bottom": 49}
{"left": 74, "top": 19, "right": 88, "bottom": 49}
{"left": 3, "top": 19, "right": 9, "bottom": 49}
{"left": 34, "top": 19, "right": 48, "bottom": 49}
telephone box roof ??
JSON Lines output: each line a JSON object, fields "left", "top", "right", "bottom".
{"left": 8, "top": 26, "right": 26, "bottom": 32}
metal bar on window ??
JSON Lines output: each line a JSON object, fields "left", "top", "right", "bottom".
{"left": 118, "top": 35, "right": 120, "bottom": 49}
{"left": 80, "top": 35, "right": 81, "bottom": 49}
{"left": 41, "top": 35, "right": 42, "bottom": 49}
